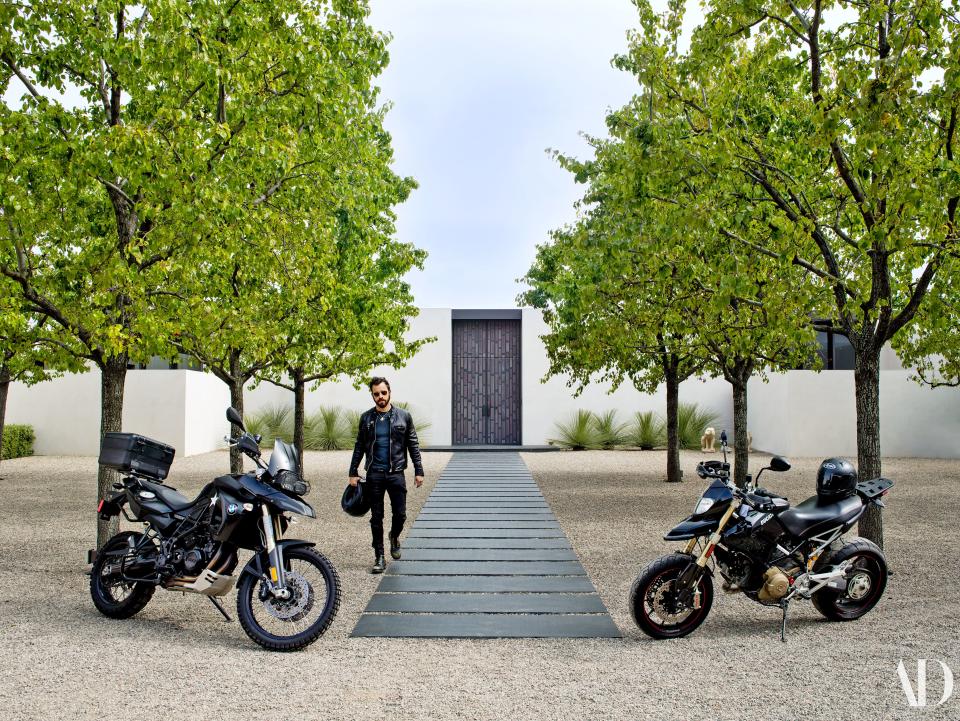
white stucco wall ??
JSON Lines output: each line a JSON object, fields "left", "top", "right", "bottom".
{"left": 7, "top": 307, "right": 959, "bottom": 458}
{"left": 244, "top": 307, "right": 453, "bottom": 446}
{"left": 8, "top": 368, "right": 190, "bottom": 456}
{"left": 183, "top": 371, "right": 230, "bottom": 456}
{"left": 748, "top": 370, "right": 960, "bottom": 459}
{"left": 520, "top": 308, "right": 733, "bottom": 445}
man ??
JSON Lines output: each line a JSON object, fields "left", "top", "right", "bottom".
{"left": 349, "top": 377, "right": 425, "bottom": 573}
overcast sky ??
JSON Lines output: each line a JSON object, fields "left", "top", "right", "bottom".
{"left": 367, "top": 0, "right": 646, "bottom": 310}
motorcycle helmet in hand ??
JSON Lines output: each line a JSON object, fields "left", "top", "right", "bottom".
{"left": 341, "top": 479, "right": 370, "bottom": 517}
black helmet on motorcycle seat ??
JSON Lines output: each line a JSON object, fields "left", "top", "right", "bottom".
{"left": 341, "top": 480, "right": 370, "bottom": 517}
{"left": 816, "top": 458, "right": 857, "bottom": 500}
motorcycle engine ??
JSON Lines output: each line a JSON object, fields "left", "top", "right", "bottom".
{"left": 718, "top": 551, "right": 755, "bottom": 591}
{"left": 170, "top": 535, "right": 218, "bottom": 577}
{"left": 756, "top": 564, "right": 802, "bottom": 602}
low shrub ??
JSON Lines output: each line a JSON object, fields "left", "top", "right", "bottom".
{"left": 677, "top": 403, "right": 720, "bottom": 449}
{"left": 628, "top": 411, "right": 666, "bottom": 449}
{"left": 245, "top": 405, "right": 293, "bottom": 446}
{"left": 549, "top": 410, "right": 601, "bottom": 450}
{"left": 248, "top": 403, "right": 432, "bottom": 452}
{"left": 592, "top": 409, "right": 629, "bottom": 449}
{"left": 303, "top": 406, "right": 354, "bottom": 451}
{"left": 2, "top": 424, "right": 35, "bottom": 459}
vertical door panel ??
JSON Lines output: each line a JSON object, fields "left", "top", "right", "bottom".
{"left": 453, "top": 319, "right": 521, "bottom": 445}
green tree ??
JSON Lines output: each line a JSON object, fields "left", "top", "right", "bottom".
{"left": 0, "top": 0, "right": 407, "bottom": 544}
{"left": 523, "top": 28, "right": 819, "bottom": 486}
{"left": 894, "top": 255, "right": 960, "bottom": 387}
{"left": 520, "top": 140, "right": 703, "bottom": 483}
{"left": 676, "top": 0, "right": 960, "bottom": 544}
{"left": 0, "top": 287, "right": 84, "bottom": 475}
{"left": 255, "top": 190, "right": 431, "bottom": 476}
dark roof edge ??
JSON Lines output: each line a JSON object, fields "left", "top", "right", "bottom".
{"left": 451, "top": 309, "right": 522, "bottom": 320}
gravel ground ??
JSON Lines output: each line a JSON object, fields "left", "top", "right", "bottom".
{"left": 0, "top": 448, "right": 958, "bottom": 721}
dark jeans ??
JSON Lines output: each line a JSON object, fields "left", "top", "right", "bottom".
{"left": 367, "top": 470, "right": 406, "bottom": 554}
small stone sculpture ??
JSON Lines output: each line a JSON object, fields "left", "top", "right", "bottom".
{"left": 701, "top": 427, "right": 716, "bottom": 453}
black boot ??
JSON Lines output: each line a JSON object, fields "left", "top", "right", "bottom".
{"left": 390, "top": 535, "right": 401, "bottom": 560}
{"left": 371, "top": 554, "right": 386, "bottom": 574}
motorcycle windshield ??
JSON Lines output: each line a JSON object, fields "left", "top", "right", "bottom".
{"left": 267, "top": 440, "right": 300, "bottom": 477}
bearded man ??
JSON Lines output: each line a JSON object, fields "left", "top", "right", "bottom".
{"left": 348, "top": 377, "right": 424, "bottom": 573}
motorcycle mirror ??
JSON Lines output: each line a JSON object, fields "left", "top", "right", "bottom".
{"left": 226, "top": 406, "right": 245, "bottom": 431}
{"left": 720, "top": 430, "right": 728, "bottom": 445}
{"left": 769, "top": 456, "right": 791, "bottom": 472}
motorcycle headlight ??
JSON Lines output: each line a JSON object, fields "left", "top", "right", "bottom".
{"left": 694, "top": 497, "right": 714, "bottom": 515}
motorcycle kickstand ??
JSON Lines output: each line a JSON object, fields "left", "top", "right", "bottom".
{"left": 207, "top": 596, "right": 233, "bottom": 622}
{"left": 778, "top": 599, "right": 790, "bottom": 643}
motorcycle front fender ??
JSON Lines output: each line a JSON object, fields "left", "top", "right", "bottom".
{"left": 264, "top": 490, "right": 316, "bottom": 519}
{"left": 664, "top": 517, "right": 718, "bottom": 541}
{"left": 241, "top": 539, "right": 317, "bottom": 578}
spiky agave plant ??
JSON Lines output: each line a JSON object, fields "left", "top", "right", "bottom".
{"left": 549, "top": 410, "right": 601, "bottom": 450}
{"left": 629, "top": 410, "right": 667, "bottom": 449}
{"left": 245, "top": 404, "right": 293, "bottom": 445}
{"left": 592, "top": 409, "right": 629, "bottom": 449}
{"left": 303, "top": 406, "right": 355, "bottom": 451}
{"left": 676, "top": 403, "right": 720, "bottom": 449}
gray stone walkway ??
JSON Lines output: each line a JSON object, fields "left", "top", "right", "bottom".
{"left": 351, "top": 452, "right": 620, "bottom": 638}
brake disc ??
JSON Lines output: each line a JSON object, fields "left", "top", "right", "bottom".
{"left": 651, "top": 580, "right": 688, "bottom": 622}
{"left": 263, "top": 572, "right": 315, "bottom": 622}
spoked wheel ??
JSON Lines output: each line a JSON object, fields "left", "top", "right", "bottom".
{"left": 812, "top": 538, "right": 888, "bottom": 621}
{"left": 629, "top": 553, "right": 714, "bottom": 639}
{"left": 236, "top": 547, "right": 341, "bottom": 651}
{"left": 90, "top": 531, "right": 156, "bottom": 619}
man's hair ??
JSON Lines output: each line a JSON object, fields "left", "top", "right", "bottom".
{"left": 369, "top": 376, "right": 391, "bottom": 392}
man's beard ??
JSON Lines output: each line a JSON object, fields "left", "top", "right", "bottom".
{"left": 376, "top": 396, "right": 390, "bottom": 408}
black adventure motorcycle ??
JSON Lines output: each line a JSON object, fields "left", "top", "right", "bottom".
{"left": 630, "top": 432, "right": 893, "bottom": 641}
{"left": 90, "top": 407, "right": 340, "bottom": 651}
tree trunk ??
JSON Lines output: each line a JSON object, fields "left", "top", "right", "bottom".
{"left": 0, "top": 364, "right": 9, "bottom": 476}
{"left": 292, "top": 367, "right": 305, "bottom": 478}
{"left": 228, "top": 349, "right": 245, "bottom": 474}
{"left": 731, "top": 378, "right": 749, "bottom": 489}
{"left": 97, "top": 355, "right": 127, "bottom": 548}
{"left": 664, "top": 361, "right": 681, "bottom": 483}
{"left": 854, "top": 348, "right": 884, "bottom": 547}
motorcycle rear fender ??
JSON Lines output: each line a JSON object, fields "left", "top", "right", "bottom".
{"left": 241, "top": 539, "right": 316, "bottom": 578}
{"left": 664, "top": 517, "right": 718, "bottom": 541}
{"left": 98, "top": 491, "right": 127, "bottom": 520}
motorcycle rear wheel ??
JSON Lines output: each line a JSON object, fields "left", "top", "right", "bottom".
{"left": 236, "top": 547, "right": 341, "bottom": 651}
{"left": 90, "top": 531, "right": 156, "bottom": 619}
{"left": 629, "top": 552, "right": 713, "bottom": 639}
{"left": 811, "top": 538, "right": 887, "bottom": 621}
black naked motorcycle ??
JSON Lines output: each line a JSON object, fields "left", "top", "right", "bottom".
{"left": 90, "top": 407, "right": 340, "bottom": 651}
{"left": 630, "top": 432, "right": 893, "bottom": 641}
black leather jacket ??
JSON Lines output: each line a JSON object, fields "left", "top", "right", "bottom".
{"left": 349, "top": 406, "right": 424, "bottom": 477}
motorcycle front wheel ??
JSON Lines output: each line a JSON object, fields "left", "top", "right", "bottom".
{"left": 236, "top": 547, "right": 341, "bottom": 651}
{"left": 629, "top": 552, "right": 714, "bottom": 639}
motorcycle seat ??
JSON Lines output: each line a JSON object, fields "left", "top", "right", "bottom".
{"left": 139, "top": 480, "right": 195, "bottom": 512}
{"left": 778, "top": 494, "right": 863, "bottom": 539}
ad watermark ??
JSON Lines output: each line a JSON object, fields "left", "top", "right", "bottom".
{"left": 898, "top": 659, "right": 955, "bottom": 708}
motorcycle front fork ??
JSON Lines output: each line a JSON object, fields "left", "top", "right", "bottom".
{"left": 261, "top": 505, "right": 291, "bottom": 599}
